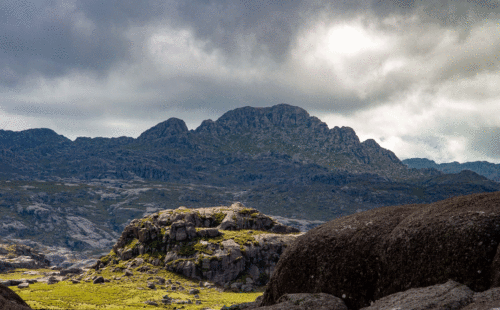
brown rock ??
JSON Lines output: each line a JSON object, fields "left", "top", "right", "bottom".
{"left": 0, "top": 283, "right": 32, "bottom": 309}
{"left": 93, "top": 276, "right": 104, "bottom": 284}
{"left": 261, "top": 191, "right": 500, "bottom": 310}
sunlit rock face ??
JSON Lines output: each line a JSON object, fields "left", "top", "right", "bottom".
{"left": 97, "top": 203, "right": 301, "bottom": 289}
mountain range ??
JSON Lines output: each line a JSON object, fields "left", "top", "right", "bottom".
{"left": 0, "top": 103, "right": 499, "bottom": 255}
{"left": 402, "top": 158, "right": 500, "bottom": 182}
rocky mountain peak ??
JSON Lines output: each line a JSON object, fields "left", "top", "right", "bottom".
{"left": 137, "top": 118, "right": 188, "bottom": 141}
{"left": 0, "top": 128, "right": 70, "bottom": 150}
{"left": 361, "top": 138, "right": 380, "bottom": 148}
{"left": 211, "top": 103, "right": 327, "bottom": 132}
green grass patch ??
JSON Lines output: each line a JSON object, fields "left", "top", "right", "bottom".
{"left": 237, "top": 208, "right": 255, "bottom": 215}
{"left": 213, "top": 212, "right": 226, "bottom": 226}
{"left": 0, "top": 269, "right": 54, "bottom": 280}
{"left": 11, "top": 267, "right": 262, "bottom": 310}
{"left": 124, "top": 238, "right": 139, "bottom": 251}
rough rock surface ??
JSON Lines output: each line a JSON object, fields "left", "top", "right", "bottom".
{"left": 261, "top": 190, "right": 500, "bottom": 310}
{"left": 252, "top": 293, "right": 348, "bottom": 310}
{"left": 359, "top": 280, "right": 473, "bottom": 310}
{"left": 462, "top": 286, "right": 500, "bottom": 310}
{"left": 0, "top": 283, "right": 32, "bottom": 310}
{"left": 238, "top": 280, "right": 500, "bottom": 310}
{"left": 0, "top": 243, "right": 51, "bottom": 272}
{"left": 97, "top": 203, "right": 301, "bottom": 288}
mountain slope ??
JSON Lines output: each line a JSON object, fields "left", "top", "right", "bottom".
{"left": 403, "top": 158, "right": 500, "bottom": 182}
{"left": 0, "top": 104, "right": 499, "bottom": 254}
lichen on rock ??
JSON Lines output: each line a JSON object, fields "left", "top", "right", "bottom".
{"left": 97, "top": 202, "right": 301, "bottom": 289}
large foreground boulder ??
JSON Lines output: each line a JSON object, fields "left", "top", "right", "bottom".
{"left": 0, "top": 283, "right": 32, "bottom": 310}
{"left": 261, "top": 191, "right": 500, "bottom": 310}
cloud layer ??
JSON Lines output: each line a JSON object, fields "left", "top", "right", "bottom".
{"left": 1, "top": 0, "right": 500, "bottom": 164}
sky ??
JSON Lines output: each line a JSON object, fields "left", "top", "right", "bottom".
{"left": 0, "top": 0, "right": 499, "bottom": 164}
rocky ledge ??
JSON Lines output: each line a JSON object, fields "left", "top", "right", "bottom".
{"left": 228, "top": 279, "right": 500, "bottom": 310}
{"left": 0, "top": 243, "right": 50, "bottom": 272}
{"left": 94, "top": 203, "right": 301, "bottom": 290}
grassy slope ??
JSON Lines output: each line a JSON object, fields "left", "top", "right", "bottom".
{"left": 7, "top": 268, "right": 261, "bottom": 310}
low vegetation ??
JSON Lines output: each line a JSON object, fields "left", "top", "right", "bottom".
{"left": 5, "top": 267, "right": 262, "bottom": 310}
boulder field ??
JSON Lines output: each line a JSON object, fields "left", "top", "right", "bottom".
{"left": 95, "top": 202, "right": 301, "bottom": 290}
{"left": 258, "top": 190, "right": 500, "bottom": 310}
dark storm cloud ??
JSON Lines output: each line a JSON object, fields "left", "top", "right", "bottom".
{"left": 2, "top": 0, "right": 499, "bottom": 86}
{"left": 171, "top": 0, "right": 304, "bottom": 63}
{"left": 0, "top": 0, "right": 134, "bottom": 86}
{"left": 1, "top": 0, "right": 500, "bottom": 164}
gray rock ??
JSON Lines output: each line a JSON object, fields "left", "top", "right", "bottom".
{"left": 170, "top": 220, "right": 197, "bottom": 241}
{"left": 147, "top": 282, "right": 155, "bottom": 289}
{"left": 197, "top": 228, "right": 221, "bottom": 238}
{"left": 241, "top": 284, "right": 253, "bottom": 292}
{"left": 3, "top": 280, "right": 23, "bottom": 287}
{"left": 189, "top": 288, "right": 200, "bottom": 294}
{"left": 124, "top": 269, "right": 133, "bottom": 277}
{"left": 17, "top": 283, "right": 29, "bottom": 289}
{"left": 231, "top": 282, "right": 243, "bottom": 292}
{"left": 120, "top": 249, "right": 133, "bottom": 261}
{"left": 47, "top": 276, "right": 59, "bottom": 285}
{"left": 93, "top": 276, "right": 104, "bottom": 284}
{"left": 252, "top": 293, "right": 348, "bottom": 310}
{"left": 137, "top": 265, "right": 149, "bottom": 272}
{"left": 461, "top": 287, "right": 500, "bottom": 310}
{"left": 360, "top": 280, "right": 474, "bottom": 310}
{"left": 144, "top": 300, "right": 158, "bottom": 306}
{"left": 59, "top": 267, "right": 83, "bottom": 276}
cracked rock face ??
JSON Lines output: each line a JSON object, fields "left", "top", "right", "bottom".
{"left": 99, "top": 203, "right": 301, "bottom": 287}
{"left": 240, "top": 280, "right": 500, "bottom": 310}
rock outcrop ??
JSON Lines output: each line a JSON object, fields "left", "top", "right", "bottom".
{"left": 0, "top": 283, "right": 32, "bottom": 310}
{"left": 96, "top": 203, "right": 301, "bottom": 289}
{"left": 261, "top": 190, "right": 500, "bottom": 310}
{"left": 0, "top": 243, "right": 51, "bottom": 272}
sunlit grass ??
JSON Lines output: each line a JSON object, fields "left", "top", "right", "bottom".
{"left": 0, "top": 269, "right": 54, "bottom": 280}
{"left": 7, "top": 267, "right": 262, "bottom": 310}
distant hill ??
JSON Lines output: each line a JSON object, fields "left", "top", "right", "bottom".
{"left": 1, "top": 104, "right": 499, "bottom": 253}
{"left": 402, "top": 158, "right": 500, "bottom": 182}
